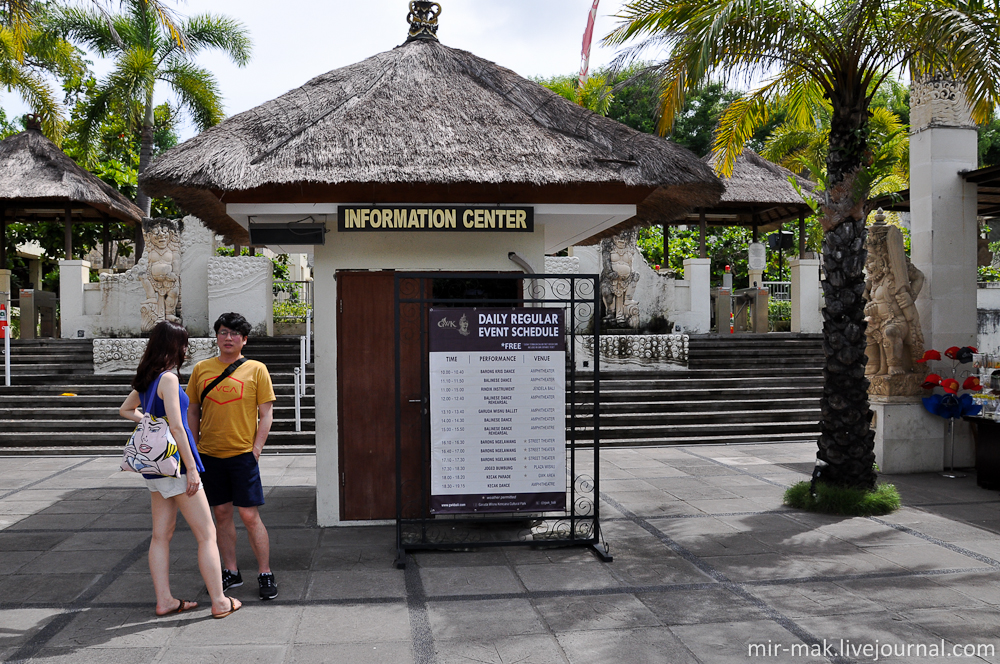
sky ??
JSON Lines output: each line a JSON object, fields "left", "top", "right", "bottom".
{"left": 5, "top": 0, "right": 635, "bottom": 140}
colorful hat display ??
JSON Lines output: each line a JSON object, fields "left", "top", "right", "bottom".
{"left": 962, "top": 376, "right": 983, "bottom": 392}
{"left": 940, "top": 378, "right": 960, "bottom": 394}
{"left": 921, "top": 374, "right": 942, "bottom": 389}
{"left": 917, "top": 349, "right": 942, "bottom": 363}
{"left": 944, "top": 347, "right": 961, "bottom": 360}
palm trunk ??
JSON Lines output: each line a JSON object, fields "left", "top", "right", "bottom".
{"left": 136, "top": 91, "right": 155, "bottom": 218}
{"left": 816, "top": 99, "right": 877, "bottom": 491}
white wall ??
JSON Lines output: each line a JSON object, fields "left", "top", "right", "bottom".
{"left": 314, "top": 226, "right": 546, "bottom": 526}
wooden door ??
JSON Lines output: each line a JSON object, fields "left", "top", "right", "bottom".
{"left": 337, "top": 271, "right": 425, "bottom": 520}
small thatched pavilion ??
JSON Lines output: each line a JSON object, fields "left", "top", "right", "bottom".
{"left": 140, "top": 3, "right": 723, "bottom": 526}
{"left": 0, "top": 117, "right": 143, "bottom": 277}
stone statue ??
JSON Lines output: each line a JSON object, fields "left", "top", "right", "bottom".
{"left": 139, "top": 217, "right": 182, "bottom": 332}
{"left": 600, "top": 228, "right": 640, "bottom": 328}
{"left": 864, "top": 213, "right": 926, "bottom": 396}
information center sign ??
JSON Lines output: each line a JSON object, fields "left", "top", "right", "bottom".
{"left": 428, "top": 307, "right": 566, "bottom": 514}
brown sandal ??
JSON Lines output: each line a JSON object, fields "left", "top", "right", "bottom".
{"left": 212, "top": 597, "right": 242, "bottom": 619}
{"left": 156, "top": 599, "right": 196, "bottom": 616}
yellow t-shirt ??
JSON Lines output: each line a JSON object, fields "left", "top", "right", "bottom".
{"left": 186, "top": 357, "right": 276, "bottom": 459}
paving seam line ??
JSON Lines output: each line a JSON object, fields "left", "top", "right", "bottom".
{"left": 403, "top": 557, "right": 436, "bottom": 664}
{"left": 0, "top": 458, "right": 95, "bottom": 501}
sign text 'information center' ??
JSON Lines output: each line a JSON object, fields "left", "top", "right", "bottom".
{"left": 338, "top": 206, "right": 534, "bottom": 232}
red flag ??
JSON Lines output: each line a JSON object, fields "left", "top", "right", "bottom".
{"left": 579, "top": 0, "right": 600, "bottom": 88}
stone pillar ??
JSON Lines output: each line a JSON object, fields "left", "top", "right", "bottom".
{"left": 790, "top": 257, "right": 822, "bottom": 333}
{"left": 59, "top": 259, "right": 90, "bottom": 339}
{"left": 872, "top": 398, "right": 945, "bottom": 473}
{"left": 909, "top": 74, "right": 979, "bottom": 466}
{"left": 684, "top": 257, "right": 711, "bottom": 333}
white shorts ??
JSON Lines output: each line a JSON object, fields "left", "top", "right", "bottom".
{"left": 145, "top": 474, "right": 201, "bottom": 499}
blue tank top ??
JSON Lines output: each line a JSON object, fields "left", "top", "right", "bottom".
{"left": 141, "top": 371, "right": 205, "bottom": 477}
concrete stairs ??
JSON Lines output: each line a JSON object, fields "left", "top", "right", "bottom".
{"left": 0, "top": 337, "right": 315, "bottom": 454}
{"left": 570, "top": 333, "right": 824, "bottom": 446}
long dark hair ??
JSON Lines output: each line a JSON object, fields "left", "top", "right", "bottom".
{"left": 133, "top": 320, "right": 189, "bottom": 393}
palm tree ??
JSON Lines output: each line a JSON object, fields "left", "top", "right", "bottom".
{"left": 605, "top": 0, "right": 1000, "bottom": 490}
{"left": 0, "top": 2, "right": 84, "bottom": 138}
{"left": 54, "top": 0, "right": 251, "bottom": 215}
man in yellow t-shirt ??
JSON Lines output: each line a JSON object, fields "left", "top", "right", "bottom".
{"left": 187, "top": 312, "right": 278, "bottom": 601}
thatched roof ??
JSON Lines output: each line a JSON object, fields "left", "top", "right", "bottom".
{"left": 0, "top": 126, "right": 143, "bottom": 225}
{"left": 140, "top": 38, "right": 722, "bottom": 244}
{"left": 689, "top": 149, "right": 814, "bottom": 231}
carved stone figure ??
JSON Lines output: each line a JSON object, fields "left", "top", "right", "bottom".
{"left": 600, "top": 229, "right": 640, "bottom": 328}
{"left": 864, "top": 214, "right": 926, "bottom": 396}
{"left": 139, "top": 218, "right": 182, "bottom": 331}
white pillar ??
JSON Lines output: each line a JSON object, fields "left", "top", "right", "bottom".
{"left": 790, "top": 258, "right": 822, "bottom": 333}
{"left": 907, "top": 75, "right": 979, "bottom": 466}
{"left": 58, "top": 259, "right": 90, "bottom": 339}
{"left": 748, "top": 268, "right": 764, "bottom": 289}
{"left": 0, "top": 269, "right": 10, "bottom": 296}
{"left": 684, "top": 257, "right": 712, "bottom": 333}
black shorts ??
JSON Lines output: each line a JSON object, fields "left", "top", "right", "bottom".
{"left": 200, "top": 452, "right": 265, "bottom": 508}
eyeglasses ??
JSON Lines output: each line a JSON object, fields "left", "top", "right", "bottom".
{"left": 216, "top": 330, "right": 241, "bottom": 338}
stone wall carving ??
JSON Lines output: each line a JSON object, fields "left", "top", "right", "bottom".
{"left": 600, "top": 229, "right": 640, "bottom": 328}
{"left": 544, "top": 256, "right": 580, "bottom": 274}
{"left": 208, "top": 256, "right": 274, "bottom": 337}
{"left": 864, "top": 216, "right": 926, "bottom": 397}
{"left": 910, "top": 74, "right": 974, "bottom": 130}
{"left": 139, "top": 218, "right": 182, "bottom": 332}
{"left": 94, "top": 337, "right": 218, "bottom": 374}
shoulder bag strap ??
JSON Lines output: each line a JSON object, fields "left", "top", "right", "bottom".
{"left": 200, "top": 357, "right": 247, "bottom": 404}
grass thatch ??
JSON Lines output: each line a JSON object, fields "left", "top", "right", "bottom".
{"left": 784, "top": 480, "right": 901, "bottom": 516}
{"left": 0, "top": 127, "right": 143, "bottom": 224}
{"left": 141, "top": 38, "right": 723, "bottom": 243}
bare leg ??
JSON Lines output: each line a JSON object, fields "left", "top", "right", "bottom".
{"left": 176, "top": 490, "right": 238, "bottom": 615}
{"left": 150, "top": 492, "right": 192, "bottom": 614}
{"left": 238, "top": 506, "right": 271, "bottom": 574}
{"left": 212, "top": 502, "right": 239, "bottom": 572}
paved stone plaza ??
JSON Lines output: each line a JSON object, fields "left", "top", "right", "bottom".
{"left": 1, "top": 443, "right": 999, "bottom": 663}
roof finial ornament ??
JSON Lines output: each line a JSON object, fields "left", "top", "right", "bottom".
{"left": 24, "top": 114, "right": 42, "bottom": 131}
{"left": 406, "top": 1, "right": 441, "bottom": 42}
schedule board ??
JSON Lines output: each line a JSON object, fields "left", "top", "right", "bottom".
{"left": 428, "top": 307, "right": 566, "bottom": 514}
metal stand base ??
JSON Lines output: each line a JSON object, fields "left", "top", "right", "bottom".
{"left": 395, "top": 549, "right": 407, "bottom": 569}
{"left": 589, "top": 542, "right": 613, "bottom": 562}
{"left": 940, "top": 418, "right": 968, "bottom": 479}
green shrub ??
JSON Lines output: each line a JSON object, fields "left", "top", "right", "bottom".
{"left": 784, "top": 480, "right": 901, "bottom": 516}
{"left": 273, "top": 300, "right": 309, "bottom": 322}
{"left": 768, "top": 299, "right": 791, "bottom": 322}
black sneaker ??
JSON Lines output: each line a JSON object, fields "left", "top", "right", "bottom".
{"left": 258, "top": 572, "right": 277, "bottom": 600}
{"left": 222, "top": 568, "right": 243, "bottom": 592}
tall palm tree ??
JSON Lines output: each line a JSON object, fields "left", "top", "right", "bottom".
{"left": 606, "top": 0, "right": 1000, "bottom": 490}
{"left": 54, "top": 0, "right": 251, "bottom": 215}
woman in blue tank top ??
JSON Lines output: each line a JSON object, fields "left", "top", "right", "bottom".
{"left": 119, "top": 320, "right": 241, "bottom": 618}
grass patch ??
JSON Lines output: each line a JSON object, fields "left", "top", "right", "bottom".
{"left": 784, "top": 481, "right": 901, "bottom": 516}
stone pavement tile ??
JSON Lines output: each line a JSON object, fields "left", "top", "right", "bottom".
{"left": 18, "top": 548, "right": 132, "bottom": 575}
{"left": 748, "top": 581, "right": 885, "bottom": 618}
{"left": 295, "top": 602, "right": 409, "bottom": 643}
{"left": 419, "top": 565, "right": 523, "bottom": 597}
{"left": 556, "top": 626, "right": 700, "bottom": 664}
{"left": 46, "top": 607, "right": 178, "bottom": 649}
{"left": 865, "top": 542, "right": 988, "bottom": 571}
{"left": 794, "top": 611, "right": 957, "bottom": 662}
{"left": 722, "top": 484, "right": 789, "bottom": 500}
{"left": 0, "top": 573, "right": 102, "bottom": 603}
{"left": 91, "top": 572, "right": 159, "bottom": 605}
{"left": 930, "top": 571, "right": 1000, "bottom": 606}
{"left": 36, "top": 499, "right": 125, "bottom": 515}
{"left": 876, "top": 509, "right": 999, "bottom": 542}
{"left": 607, "top": 494, "right": 705, "bottom": 518}
{"left": 836, "top": 575, "right": 982, "bottom": 611}
{"left": 600, "top": 478, "right": 660, "bottom": 492}
{"left": 607, "top": 451, "right": 667, "bottom": 469}
{"left": 606, "top": 555, "right": 709, "bottom": 588}
{"left": 640, "top": 476, "right": 705, "bottom": 492}
{"left": 749, "top": 530, "right": 868, "bottom": 556}
{"left": 288, "top": 642, "right": 412, "bottom": 664}
{"left": 636, "top": 447, "right": 706, "bottom": 460}
{"left": 88, "top": 513, "right": 152, "bottom": 530}
{"left": 435, "top": 633, "right": 565, "bottom": 664}
{"left": 598, "top": 517, "right": 654, "bottom": 540}
{"left": 814, "top": 516, "right": 928, "bottom": 546}
{"left": 306, "top": 569, "right": 406, "bottom": 600}
{"left": 1, "top": 549, "right": 44, "bottom": 573}
{"left": 595, "top": 465, "right": 635, "bottom": 480}
{"left": 411, "top": 548, "right": 510, "bottom": 568}
{"left": 427, "top": 597, "right": 546, "bottom": 640}
{"left": 901, "top": 607, "right": 1000, "bottom": 647}
{"left": 499, "top": 544, "right": 596, "bottom": 566}
{"left": 0, "top": 500, "right": 59, "bottom": 516}
{"left": 53, "top": 530, "right": 149, "bottom": 552}
{"left": 622, "top": 464, "right": 691, "bottom": 479}
{"left": 0, "top": 607, "right": 63, "bottom": 649}
{"left": 6, "top": 512, "right": 102, "bottom": 530}
{"left": 28, "top": 646, "right": 160, "bottom": 663}
{"left": 173, "top": 604, "right": 299, "bottom": 646}
{"left": 156, "top": 644, "right": 287, "bottom": 664}
{"left": 669, "top": 619, "right": 818, "bottom": 664}
{"left": 700, "top": 551, "right": 881, "bottom": 583}
{"left": 319, "top": 525, "right": 395, "bottom": 549}
{"left": 700, "top": 474, "right": 775, "bottom": 488}
{"left": 514, "top": 561, "right": 623, "bottom": 592}
{"left": 310, "top": 545, "right": 394, "bottom": 571}
{"left": 647, "top": 515, "right": 741, "bottom": 538}
{"left": 669, "top": 464, "right": 744, "bottom": 478}
{"left": 533, "top": 593, "right": 660, "bottom": 632}
{"left": 683, "top": 498, "right": 773, "bottom": 515}
{"left": 637, "top": 587, "right": 767, "bottom": 625}
{"left": 0, "top": 489, "right": 71, "bottom": 502}
{"left": 670, "top": 532, "right": 778, "bottom": 557}
{"left": 716, "top": 512, "right": 810, "bottom": 535}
